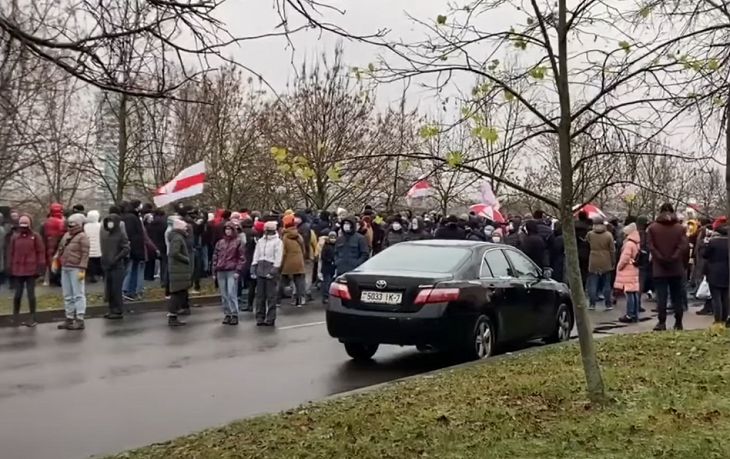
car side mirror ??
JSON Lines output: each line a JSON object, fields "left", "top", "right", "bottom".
{"left": 541, "top": 267, "right": 553, "bottom": 280}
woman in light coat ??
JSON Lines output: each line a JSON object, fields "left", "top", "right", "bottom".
{"left": 84, "top": 210, "right": 102, "bottom": 283}
{"left": 615, "top": 223, "right": 641, "bottom": 323}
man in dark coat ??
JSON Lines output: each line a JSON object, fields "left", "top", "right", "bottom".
{"left": 121, "top": 200, "right": 146, "bottom": 300}
{"left": 100, "top": 213, "right": 130, "bottom": 319}
{"left": 575, "top": 211, "right": 591, "bottom": 287}
{"left": 522, "top": 220, "right": 548, "bottom": 268}
{"left": 147, "top": 209, "right": 168, "bottom": 289}
{"left": 335, "top": 217, "right": 369, "bottom": 275}
{"left": 434, "top": 215, "right": 466, "bottom": 240}
{"left": 647, "top": 203, "right": 688, "bottom": 331}
{"left": 702, "top": 225, "right": 729, "bottom": 324}
{"left": 550, "top": 221, "right": 565, "bottom": 283}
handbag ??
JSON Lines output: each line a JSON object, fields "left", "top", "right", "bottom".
{"left": 696, "top": 277, "right": 712, "bottom": 300}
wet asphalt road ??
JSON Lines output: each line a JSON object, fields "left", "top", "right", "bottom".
{"left": 0, "top": 303, "right": 473, "bottom": 459}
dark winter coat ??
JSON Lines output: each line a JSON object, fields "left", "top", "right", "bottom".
{"left": 121, "top": 210, "right": 146, "bottom": 261}
{"left": 703, "top": 234, "right": 729, "bottom": 289}
{"left": 384, "top": 229, "right": 407, "bottom": 247}
{"left": 550, "top": 232, "right": 565, "bottom": 283}
{"left": 504, "top": 231, "right": 523, "bottom": 249}
{"left": 7, "top": 225, "right": 45, "bottom": 277}
{"left": 574, "top": 219, "right": 591, "bottom": 266}
{"left": 434, "top": 224, "right": 466, "bottom": 240}
{"left": 647, "top": 212, "right": 688, "bottom": 278}
{"left": 212, "top": 232, "right": 245, "bottom": 273}
{"left": 371, "top": 223, "right": 385, "bottom": 254}
{"left": 147, "top": 214, "right": 168, "bottom": 255}
{"left": 167, "top": 229, "right": 192, "bottom": 293}
{"left": 100, "top": 215, "right": 130, "bottom": 270}
{"left": 320, "top": 240, "right": 337, "bottom": 275}
{"left": 335, "top": 228, "right": 369, "bottom": 275}
{"left": 522, "top": 234, "right": 548, "bottom": 268}
{"left": 405, "top": 229, "right": 431, "bottom": 241}
{"left": 241, "top": 220, "right": 257, "bottom": 277}
{"left": 298, "top": 219, "right": 314, "bottom": 260}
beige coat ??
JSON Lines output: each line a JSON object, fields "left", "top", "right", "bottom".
{"left": 281, "top": 228, "right": 306, "bottom": 275}
{"left": 587, "top": 224, "right": 615, "bottom": 274}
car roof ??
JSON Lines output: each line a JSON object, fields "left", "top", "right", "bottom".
{"left": 402, "top": 240, "right": 505, "bottom": 250}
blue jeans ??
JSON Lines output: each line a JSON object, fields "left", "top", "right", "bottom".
{"left": 626, "top": 291, "right": 641, "bottom": 320}
{"left": 61, "top": 267, "right": 86, "bottom": 319}
{"left": 587, "top": 272, "right": 612, "bottom": 307}
{"left": 217, "top": 271, "right": 239, "bottom": 316}
{"left": 123, "top": 260, "right": 145, "bottom": 296}
{"left": 321, "top": 270, "right": 334, "bottom": 300}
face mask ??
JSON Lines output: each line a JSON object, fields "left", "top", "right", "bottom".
{"left": 225, "top": 229, "right": 233, "bottom": 236}
{"left": 392, "top": 223, "right": 402, "bottom": 232}
{"left": 493, "top": 236, "right": 501, "bottom": 243}
{"left": 265, "top": 230, "right": 276, "bottom": 236}
{"left": 342, "top": 223, "right": 352, "bottom": 233}
{"left": 329, "top": 237, "right": 337, "bottom": 244}
{"left": 196, "top": 219, "right": 204, "bottom": 225}
{"left": 411, "top": 220, "right": 418, "bottom": 230}
{"left": 106, "top": 222, "right": 115, "bottom": 230}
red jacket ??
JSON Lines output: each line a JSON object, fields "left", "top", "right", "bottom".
{"left": 8, "top": 228, "right": 46, "bottom": 277}
{"left": 43, "top": 203, "right": 65, "bottom": 263}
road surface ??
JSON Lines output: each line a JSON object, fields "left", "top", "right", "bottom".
{"left": 0, "top": 303, "right": 467, "bottom": 459}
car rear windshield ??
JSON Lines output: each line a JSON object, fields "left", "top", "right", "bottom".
{"left": 359, "top": 244, "right": 470, "bottom": 273}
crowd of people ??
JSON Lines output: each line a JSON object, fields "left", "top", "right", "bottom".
{"left": 0, "top": 200, "right": 726, "bottom": 332}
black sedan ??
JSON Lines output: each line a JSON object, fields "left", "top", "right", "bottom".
{"left": 326, "top": 240, "right": 573, "bottom": 361}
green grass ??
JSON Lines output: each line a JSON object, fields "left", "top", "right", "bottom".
{"left": 111, "top": 330, "right": 730, "bottom": 459}
{"left": 0, "top": 280, "right": 218, "bottom": 315}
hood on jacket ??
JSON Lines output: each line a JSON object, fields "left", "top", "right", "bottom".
{"left": 49, "top": 203, "right": 64, "bottom": 218}
{"left": 592, "top": 223, "right": 607, "bottom": 233}
{"left": 18, "top": 214, "right": 33, "bottom": 229}
{"left": 87, "top": 210, "right": 100, "bottom": 224}
{"left": 103, "top": 214, "right": 123, "bottom": 233}
{"left": 656, "top": 211, "right": 678, "bottom": 225}
{"left": 283, "top": 227, "right": 300, "bottom": 239}
{"left": 223, "top": 221, "right": 239, "bottom": 239}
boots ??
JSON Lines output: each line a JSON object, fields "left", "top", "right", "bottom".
{"left": 653, "top": 321, "right": 666, "bottom": 331}
{"left": 168, "top": 315, "right": 186, "bottom": 327}
{"left": 222, "top": 315, "right": 231, "bottom": 325}
{"left": 229, "top": 316, "right": 239, "bottom": 326}
{"left": 673, "top": 321, "right": 684, "bottom": 331}
{"left": 57, "top": 318, "right": 74, "bottom": 330}
{"left": 67, "top": 319, "right": 85, "bottom": 330}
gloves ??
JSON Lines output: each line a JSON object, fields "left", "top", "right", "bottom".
{"left": 77, "top": 270, "right": 86, "bottom": 281}
{"left": 251, "top": 272, "right": 257, "bottom": 280}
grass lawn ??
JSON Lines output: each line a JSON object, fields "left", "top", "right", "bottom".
{"left": 111, "top": 330, "right": 730, "bottom": 459}
{"left": 0, "top": 280, "right": 218, "bottom": 316}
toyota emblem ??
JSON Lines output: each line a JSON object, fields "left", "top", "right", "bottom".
{"left": 375, "top": 280, "right": 387, "bottom": 289}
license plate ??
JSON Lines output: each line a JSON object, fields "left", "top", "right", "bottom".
{"left": 361, "top": 291, "right": 402, "bottom": 305}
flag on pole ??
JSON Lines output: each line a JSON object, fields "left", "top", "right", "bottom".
{"left": 153, "top": 161, "right": 206, "bottom": 208}
{"left": 479, "top": 179, "right": 500, "bottom": 210}
{"left": 406, "top": 179, "right": 432, "bottom": 202}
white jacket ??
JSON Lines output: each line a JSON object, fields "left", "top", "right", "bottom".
{"left": 251, "top": 234, "right": 283, "bottom": 268}
{"left": 84, "top": 210, "right": 102, "bottom": 258}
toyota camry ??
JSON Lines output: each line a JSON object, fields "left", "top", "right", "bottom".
{"left": 326, "top": 240, "right": 574, "bottom": 361}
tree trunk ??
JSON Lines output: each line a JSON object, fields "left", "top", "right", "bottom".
{"left": 115, "top": 93, "right": 128, "bottom": 203}
{"left": 725, "top": 99, "right": 730, "bottom": 295}
{"left": 557, "top": 0, "right": 606, "bottom": 403}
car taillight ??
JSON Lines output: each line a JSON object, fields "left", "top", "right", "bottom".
{"left": 414, "top": 288, "right": 460, "bottom": 305}
{"left": 329, "top": 282, "right": 352, "bottom": 300}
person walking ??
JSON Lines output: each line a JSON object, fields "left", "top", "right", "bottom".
{"left": 212, "top": 222, "right": 246, "bottom": 325}
{"left": 335, "top": 217, "right": 369, "bottom": 275}
{"left": 616, "top": 223, "right": 642, "bottom": 323}
{"left": 647, "top": 203, "right": 688, "bottom": 331}
{"left": 84, "top": 210, "right": 102, "bottom": 283}
{"left": 100, "top": 213, "right": 130, "bottom": 320}
{"left": 702, "top": 224, "right": 729, "bottom": 326}
{"left": 586, "top": 217, "right": 615, "bottom": 310}
{"left": 166, "top": 218, "right": 192, "bottom": 327}
{"left": 251, "top": 221, "right": 283, "bottom": 326}
{"left": 280, "top": 215, "right": 307, "bottom": 307}
{"left": 147, "top": 209, "right": 168, "bottom": 289}
{"left": 7, "top": 215, "right": 45, "bottom": 326}
{"left": 319, "top": 231, "right": 337, "bottom": 304}
{"left": 57, "top": 213, "right": 90, "bottom": 330}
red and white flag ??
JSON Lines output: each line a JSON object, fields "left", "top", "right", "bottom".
{"left": 153, "top": 161, "right": 206, "bottom": 208}
{"left": 406, "top": 180, "right": 432, "bottom": 201}
{"left": 479, "top": 180, "right": 500, "bottom": 210}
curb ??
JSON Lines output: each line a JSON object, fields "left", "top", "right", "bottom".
{"left": 0, "top": 294, "right": 222, "bottom": 328}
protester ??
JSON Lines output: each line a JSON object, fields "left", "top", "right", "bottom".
{"left": 434, "top": 215, "right": 466, "bottom": 240}
{"left": 550, "top": 221, "right": 565, "bottom": 283}
{"left": 615, "top": 223, "right": 641, "bottom": 323}
{"left": 384, "top": 218, "right": 407, "bottom": 247}
{"left": 280, "top": 214, "right": 307, "bottom": 307}
{"left": 43, "top": 203, "right": 65, "bottom": 286}
{"left": 212, "top": 222, "right": 246, "bottom": 325}
{"left": 319, "top": 231, "right": 337, "bottom": 304}
{"left": 575, "top": 211, "right": 591, "bottom": 287}
{"left": 240, "top": 217, "right": 257, "bottom": 311}
{"left": 191, "top": 211, "right": 207, "bottom": 294}
{"left": 84, "top": 210, "right": 102, "bottom": 283}
{"left": 167, "top": 218, "right": 192, "bottom": 326}
{"left": 100, "top": 212, "right": 130, "bottom": 320}
{"left": 147, "top": 209, "right": 168, "bottom": 289}
{"left": 405, "top": 217, "right": 430, "bottom": 241}
{"left": 335, "top": 217, "right": 369, "bottom": 275}
{"left": 702, "top": 225, "right": 729, "bottom": 326}
{"left": 251, "top": 221, "right": 283, "bottom": 326}
{"left": 7, "top": 215, "right": 45, "bottom": 326}
{"left": 57, "top": 213, "right": 90, "bottom": 330}
{"left": 647, "top": 203, "right": 688, "bottom": 331}
{"left": 122, "top": 201, "right": 146, "bottom": 301}
{"left": 586, "top": 217, "right": 615, "bottom": 310}
{"left": 522, "top": 220, "right": 548, "bottom": 268}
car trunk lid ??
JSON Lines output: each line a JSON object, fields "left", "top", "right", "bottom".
{"left": 342, "top": 270, "right": 454, "bottom": 312}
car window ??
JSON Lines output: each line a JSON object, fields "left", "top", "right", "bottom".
{"left": 483, "top": 250, "right": 512, "bottom": 278}
{"left": 358, "top": 244, "right": 471, "bottom": 273}
{"left": 479, "top": 255, "right": 493, "bottom": 278}
{"left": 505, "top": 250, "right": 540, "bottom": 278}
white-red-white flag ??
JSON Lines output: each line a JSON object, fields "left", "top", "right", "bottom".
{"left": 479, "top": 179, "right": 500, "bottom": 210}
{"left": 153, "top": 161, "right": 206, "bottom": 208}
{"left": 406, "top": 180, "right": 432, "bottom": 200}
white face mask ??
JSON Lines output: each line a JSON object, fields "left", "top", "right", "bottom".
{"left": 411, "top": 220, "right": 418, "bottom": 230}
{"left": 106, "top": 222, "right": 115, "bottom": 230}
{"left": 493, "top": 236, "right": 501, "bottom": 243}
{"left": 392, "top": 223, "right": 402, "bottom": 231}
{"left": 342, "top": 223, "right": 352, "bottom": 233}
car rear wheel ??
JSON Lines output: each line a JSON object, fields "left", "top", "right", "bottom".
{"left": 463, "top": 315, "right": 494, "bottom": 360}
{"left": 344, "top": 342, "right": 379, "bottom": 361}
{"left": 545, "top": 303, "right": 572, "bottom": 344}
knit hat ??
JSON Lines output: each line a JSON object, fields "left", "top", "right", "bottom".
{"left": 230, "top": 212, "right": 241, "bottom": 222}
{"left": 18, "top": 215, "right": 31, "bottom": 228}
{"left": 264, "top": 221, "right": 278, "bottom": 231}
{"left": 254, "top": 220, "right": 265, "bottom": 234}
{"left": 67, "top": 213, "right": 86, "bottom": 228}
{"left": 282, "top": 214, "right": 296, "bottom": 228}
{"left": 173, "top": 219, "right": 188, "bottom": 231}
{"left": 622, "top": 222, "right": 637, "bottom": 236}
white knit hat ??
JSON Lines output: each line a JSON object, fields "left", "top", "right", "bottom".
{"left": 68, "top": 213, "right": 86, "bottom": 227}
{"left": 264, "top": 221, "right": 277, "bottom": 231}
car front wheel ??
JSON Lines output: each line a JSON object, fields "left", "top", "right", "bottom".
{"left": 344, "top": 342, "right": 379, "bottom": 361}
{"left": 545, "top": 303, "right": 572, "bottom": 344}
{"left": 463, "top": 315, "right": 494, "bottom": 360}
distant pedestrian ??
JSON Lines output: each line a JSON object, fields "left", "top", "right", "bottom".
{"left": 280, "top": 214, "right": 307, "bottom": 307}
{"left": 702, "top": 225, "right": 729, "bottom": 326}
{"left": 57, "top": 213, "right": 90, "bottom": 330}
{"left": 586, "top": 217, "right": 615, "bottom": 310}
{"left": 100, "top": 213, "right": 130, "bottom": 320}
{"left": 84, "top": 210, "right": 102, "bottom": 283}
{"left": 7, "top": 215, "right": 45, "bottom": 326}
{"left": 335, "top": 217, "right": 369, "bottom": 275}
{"left": 167, "top": 218, "right": 192, "bottom": 327}
{"left": 615, "top": 223, "right": 641, "bottom": 323}
{"left": 213, "top": 222, "right": 246, "bottom": 325}
{"left": 319, "top": 231, "right": 337, "bottom": 304}
{"left": 251, "top": 221, "right": 283, "bottom": 326}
